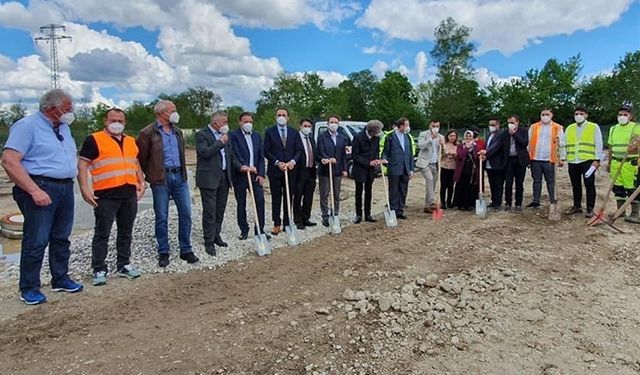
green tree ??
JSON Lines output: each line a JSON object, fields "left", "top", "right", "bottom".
{"left": 370, "top": 71, "right": 422, "bottom": 129}
{"left": 225, "top": 105, "right": 246, "bottom": 131}
{"left": 347, "top": 69, "right": 378, "bottom": 117}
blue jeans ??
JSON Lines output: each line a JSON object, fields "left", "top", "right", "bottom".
{"left": 151, "top": 171, "right": 192, "bottom": 254}
{"left": 13, "top": 179, "right": 74, "bottom": 293}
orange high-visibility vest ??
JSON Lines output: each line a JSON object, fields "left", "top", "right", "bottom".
{"left": 90, "top": 131, "right": 139, "bottom": 191}
{"left": 528, "top": 122, "right": 563, "bottom": 163}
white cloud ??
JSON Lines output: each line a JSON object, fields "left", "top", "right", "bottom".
{"left": 357, "top": 0, "right": 634, "bottom": 54}
{"left": 474, "top": 67, "right": 520, "bottom": 88}
{"left": 371, "top": 60, "right": 390, "bottom": 78}
{"left": 414, "top": 51, "right": 428, "bottom": 82}
{"left": 314, "top": 71, "right": 348, "bottom": 87}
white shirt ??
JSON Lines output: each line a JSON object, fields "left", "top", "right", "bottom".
{"left": 243, "top": 131, "right": 254, "bottom": 167}
{"left": 430, "top": 136, "right": 440, "bottom": 164}
{"left": 299, "top": 131, "right": 313, "bottom": 167}
{"left": 528, "top": 123, "right": 567, "bottom": 161}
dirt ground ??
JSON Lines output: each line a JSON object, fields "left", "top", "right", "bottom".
{"left": 1, "top": 152, "right": 640, "bottom": 375}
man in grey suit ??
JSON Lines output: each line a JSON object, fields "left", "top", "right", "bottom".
{"left": 382, "top": 117, "right": 415, "bottom": 219}
{"left": 416, "top": 120, "right": 444, "bottom": 213}
{"left": 195, "top": 111, "right": 240, "bottom": 256}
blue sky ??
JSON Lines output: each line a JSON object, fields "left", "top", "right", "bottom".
{"left": 0, "top": 0, "right": 638, "bottom": 109}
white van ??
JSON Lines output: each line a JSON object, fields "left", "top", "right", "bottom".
{"left": 313, "top": 121, "right": 370, "bottom": 177}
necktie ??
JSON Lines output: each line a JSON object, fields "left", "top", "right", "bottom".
{"left": 305, "top": 136, "right": 313, "bottom": 168}
{"left": 280, "top": 127, "right": 286, "bottom": 146}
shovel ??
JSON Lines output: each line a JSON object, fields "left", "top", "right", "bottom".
{"left": 601, "top": 183, "right": 640, "bottom": 233}
{"left": 379, "top": 164, "right": 398, "bottom": 227}
{"left": 475, "top": 158, "right": 487, "bottom": 218}
{"left": 246, "top": 171, "right": 271, "bottom": 256}
{"left": 283, "top": 168, "right": 300, "bottom": 246}
{"left": 327, "top": 162, "right": 342, "bottom": 234}
{"left": 548, "top": 140, "right": 562, "bottom": 221}
{"left": 588, "top": 155, "right": 628, "bottom": 226}
{"left": 432, "top": 161, "right": 444, "bottom": 221}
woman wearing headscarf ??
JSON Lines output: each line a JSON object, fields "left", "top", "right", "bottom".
{"left": 453, "top": 130, "right": 480, "bottom": 211}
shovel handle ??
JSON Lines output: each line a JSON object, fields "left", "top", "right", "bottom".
{"left": 328, "top": 162, "right": 336, "bottom": 214}
{"left": 246, "top": 171, "right": 261, "bottom": 234}
{"left": 284, "top": 168, "right": 294, "bottom": 223}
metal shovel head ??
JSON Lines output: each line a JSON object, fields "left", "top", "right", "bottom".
{"left": 328, "top": 215, "right": 342, "bottom": 234}
{"left": 475, "top": 195, "right": 487, "bottom": 218}
{"left": 384, "top": 208, "right": 398, "bottom": 227}
{"left": 548, "top": 203, "right": 561, "bottom": 221}
{"left": 253, "top": 233, "right": 271, "bottom": 256}
{"left": 284, "top": 224, "right": 300, "bottom": 246}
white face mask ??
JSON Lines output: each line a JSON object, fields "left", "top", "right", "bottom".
{"left": 403, "top": 126, "right": 411, "bottom": 134}
{"left": 169, "top": 112, "right": 180, "bottom": 124}
{"left": 107, "top": 122, "right": 124, "bottom": 134}
{"left": 541, "top": 115, "right": 551, "bottom": 124}
{"left": 328, "top": 123, "right": 339, "bottom": 132}
{"left": 508, "top": 123, "right": 517, "bottom": 131}
{"left": 276, "top": 116, "right": 287, "bottom": 126}
{"left": 301, "top": 127, "right": 312, "bottom": 136}
{"left": 618, "top": 115, "right": 630, "bottom": 125}
{"left": 59, "top": 111, "right": 75, "bottom": 125}
{"left": 219, "top": 125, "right": 229, "bottom": 134}
{"left": 489, "top": 125, "right": 497, "bottom": 133}
{"left": 574, "top": 115, "right": 585, "bottom": 124}
{"left": 242, "top": 122, "right": 253, "bottom": 133}
{"left": 431, "top": 127, "right": 439, "bottom": 134}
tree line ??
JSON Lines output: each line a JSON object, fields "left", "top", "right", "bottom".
{"left": 0, "top": 18, "right": 637, "bottom": 143}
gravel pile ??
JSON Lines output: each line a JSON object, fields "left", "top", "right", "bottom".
{"left": 301, "top": 268, "right": 523, "bottom": 375}
{"left": 0, "top": 189, "right": 359, "bottom": 285}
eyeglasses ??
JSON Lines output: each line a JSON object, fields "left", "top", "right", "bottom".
{"left": 53, "top": 126, "right": 64, "bottom": 142}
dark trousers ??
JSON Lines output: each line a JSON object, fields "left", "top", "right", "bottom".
{"left": 388, "top": 174, "right": 409, "bottom": 215}
{"left": 200, "top": 174, "right": 229, "bottom": 248}
{"left": 568, "top": 161, "right": 596, "bottom": 210}
{"left": 13, "top": 179, "right": 74, "bottom": 292}
{"left": 269, "top": 175, "right": 295, "bottom": 227}
{"left": 504, "top": 157, "right": 526, "bottom": 207}
{"left": 91, "top": 196, "right": 137, "bottom": 273}
{"left": 530, "top": 160, "right": 556, "bottom": 204}
{"left": 293, "top": 167, "right": 316, "bottom": 223}
{"left": 440, "top": 168, "right": 455, "bottom": 207}
{"left": 355, "top": 175, "right": 374, "bottom": 216}
{"left": 234, "top": 176, "right": 266, "bottom": 235}
{"left": 486, "top": 168, "right": 505, "bottom": 207}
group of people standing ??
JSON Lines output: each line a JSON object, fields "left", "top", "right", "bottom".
{"left": 3, "top": 88, "right": 638, "bottom": 306}
{"left": 416, "top": 106, "right": 640, "bottom": 223}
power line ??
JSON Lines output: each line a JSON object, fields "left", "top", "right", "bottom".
{"left": 35, "top": 24, "right": 72, "bottom": 89}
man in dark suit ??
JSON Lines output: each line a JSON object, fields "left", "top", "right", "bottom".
{"left": 503, "top": 115, "right": 530, "bottom": 212}
{"left": 195, "top": 112, "right": 240, "bottom": 256}
{"left": 317, "top": 115, "right": 348, "bottom": 227}
{"left": 263, "top": 108, "right": 302, "bottom": 235}
{"left": 292, "top": 118, "right": 318, "bottom": 230}
{"left": 229, "top": 112, "right": 268, "bottom": 240}
{"left": 381, "top": 117, "right": 415, "bottom": 219}
{"left": 351, "top": 120, "right": 383, "bottom": 223}
{"left": 480, "top": 117, "right": 509, "bottom": 210}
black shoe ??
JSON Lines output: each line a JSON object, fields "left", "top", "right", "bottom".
{"left": 205, "top": 246, "right": 217, "bottom": 257}
{"left": 158, "top": 254, "right": 170, "bottom": 268}
{"left": 526, "top": 202, "right": 540, "bottom": 208}
{"left": 397, "top": 214, "right": 408, "bottom": 220}
{"left": 214, "top": 237, "right": 228, "bottom": 247}
{"left": 238, "top": 232, "right": 248, "bottom": 240}
{"left": 365, "top": 215, "right": 377, "bottom": 223}
{"left": 265, "top": 233, "right": 272, "bottom": 241}
{"left": 179, "top": 252, "right": 199, "bottom": 264}
{"left": 303, "top": 220, "right": 317, "bottom": 227}
{"left": 296, "top": 223, "right": 305, "bottom": 230}
{"left": 354, "top": 215, "right": 362, "bottom": 224}
{"left": 564, "top": 206, "right": 583, "bottom": 215}
{"left": 322, "top": 219, "right": 329, "bottom": 227}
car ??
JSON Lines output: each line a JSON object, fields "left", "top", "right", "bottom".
{"left": 313, "top": 121, "right": 369, "bottom": 177}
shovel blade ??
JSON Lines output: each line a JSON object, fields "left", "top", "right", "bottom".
{"left": 328, "top": 215, "right": 341, "bottom": 234}
{"left": 475, "top": 198, "right": 487, "bottom": 218}
{"left": 384, "top": 209, "right": 398, "bottom": 227}
{"left": 587, "top": 210, "right": 605, "bottom": 226}
{"left": 548, "top": 203, "right": 561, "bottom": 221}
{"left": 284, "top": 225, "right": 300, "bottom": 246}
{"left": 253, "top": 233, "right": 271, "bottom": 256}
{"left": 432, "top": 207, "right": 444, "bottom": 221}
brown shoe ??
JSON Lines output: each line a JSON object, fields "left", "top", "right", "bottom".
{"left": 423, "top": 206, "right": 433, "bottom": 214}
{"left": 271, "top": 226, "right": 281, "bottom": 235}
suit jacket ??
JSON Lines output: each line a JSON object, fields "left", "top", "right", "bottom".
{"left": 263, "top": 125, "right": 302, "bottom": 179}
{"left": 229, "top": 129, "right": 265, "bottom": 186}
{"left": 381, "top": 131, "right": 414, "bottom": 176}
{"left": 293, "top": 131, "right": 318, "bottom": 175}
{"left": 317, "top": 131, "right": 348, "bottom": 177}
{"left": 509, "top": 127, "right": 530, "bottom": 167}
{"left": 416, "top": 131, "right": 444, "bottom": 169}
{"left": 195, "top": 127, "right": 239, "bottom": 189}
{"left": 484, "top": 130, "right": 509, "bottom": 171}
{"left": 351, "top": 129, "right": 380, "bottom": 183}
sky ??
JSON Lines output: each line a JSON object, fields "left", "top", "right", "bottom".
{"left": 0, "top": 0, "right": 638, "bottom": 111}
